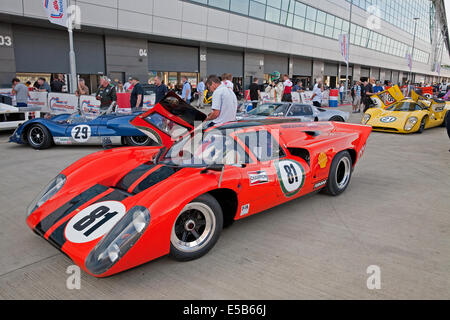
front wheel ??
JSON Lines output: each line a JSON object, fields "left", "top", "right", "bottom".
{"left": 124, "top": 136, "right": 154, "bottom": 146}
{"left": 322, "top": 151, "right": 353, "bottom": 196}
{"left": 417, "top": 117, "right": 426, "bottom": 134}
{"left": 329, "top": 116, "right": 345, "bottom": 122}
{"left": 27, "top": 124, "right": 53, "bottom": 149}
{"left": 170, "top": 194, "right": 223, "bottom": 261}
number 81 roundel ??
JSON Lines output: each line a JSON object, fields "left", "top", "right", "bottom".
{"left": 275, "top": 160, "right": 305, "bottom": 197}
{"left": 65, "top": 201, "right": 126, "bottom": 243}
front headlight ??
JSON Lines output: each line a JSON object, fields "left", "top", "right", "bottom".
{"left": 362, "top": 114, "right": 371, "bottom": 124}
{"left": 27, "top": 174, "right": 66, "bottom": 217}
{"left": 404, "top": 117, "right": 418, "bottom": 131}
{"left": 85, "top": 206, "right": 150, "bottom": 275}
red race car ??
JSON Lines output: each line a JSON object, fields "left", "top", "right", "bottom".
{"left": 26, "top": 93, "right": 372, "bottom": 277}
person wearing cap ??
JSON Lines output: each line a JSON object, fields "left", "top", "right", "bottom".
{"left": 123, "top": 77, "right": 133, "bottom": 92}
{"left": 130, "top": 76, "right": 144, "bottom": 112}
{"left": 96, "top": 76, "right": 117, "bottom": 111}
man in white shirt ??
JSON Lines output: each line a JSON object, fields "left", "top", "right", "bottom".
{"left": 311, "top": 82, "right": 323, "bottom": 107}
{"left": 204, "top": 75, "right": 237, "bottom": 126}
{"left": 221, "top": 73, "right": 234, "bottom": 91}
{"left": 123, "top": 77, "right": 132, "bottom": 92}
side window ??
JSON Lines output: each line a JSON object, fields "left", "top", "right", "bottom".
{"left": 145, "top": 112, "right": 189, "bottom": 139}
{"left": 237, "top": 130, "right": 286, "bottom": 162}
{"left": 289, "top": 105, "right": 313, "bottom": 116}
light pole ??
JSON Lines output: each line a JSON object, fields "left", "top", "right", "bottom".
{"left": 409, "top": 17, "right": 420, "bottom": 83}
{"left": 345, "top": 0, "right": 353, "bottom": 103}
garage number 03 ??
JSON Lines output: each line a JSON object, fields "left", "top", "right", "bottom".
{"left": 71, "top": 125, "right": 91, "bottom": 143}
{"left": 65, "top": 201, "right": 126, "bottom": 243}
{"left": 276, "top": 160, "right": 305, "bottom": 197}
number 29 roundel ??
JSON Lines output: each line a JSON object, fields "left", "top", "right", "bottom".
{"left": 71, "top": 125, "right": 91, "bottom": 143}
{"left": 275, "top": 160, "right": 305, "bottom": 197}
{"left": 65, "top": 201, "right": 126, "bottom": 243}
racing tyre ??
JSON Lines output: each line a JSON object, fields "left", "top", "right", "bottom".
{"left": 170, "top": 194, "right": 223, "bottom": 261}
{"left": 329, "top": 116, "right": 345, "bottom": 122}
{"left": 417, "top": 117, "right": 426, "bottom": 134}
{"left": 441, "top": 111, "right": 449, "bottom": 127}
{"left": 27, "top": 124, "right": 53, "bottom": 149}
{"left": 124, "top": 136, "right": 154, "bottom": 146}
{"left": 322, "top": 151, "right": 353, "bottom": 196}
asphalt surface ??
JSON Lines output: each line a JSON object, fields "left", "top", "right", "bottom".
{"left": 0, "top": 106, "right": 449, "bottom": 300}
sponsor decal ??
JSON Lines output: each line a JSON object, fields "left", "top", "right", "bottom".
{"left": 65, "top": 201, "right": 126, "bottom": 243}
{"left": 71, "top": 125, "right": 91, "bottom": 143}
{"left": 240, "top": 204, "right": 250, "bottom": 216}
{"left": 379, "top": 116, "right": 397, "bottom": 123}
{"left": 275, "top": 159, "right": 305, "bottom": 197}
{"left": 54, "top": 137, "right": 72, "bottom": 145}
{"left": 248, "top": 171, "right": 269, "bottom": 186}
{"left": 318, "top": 152, "right": 328, "bottom": 169}
{"left": 314, "top": 180, "right": 327, "bottom": 189}
{"left": 49, "top": 97, "right": 76, "bottom": 113}
{"left": 377, "top": 91, "right": 396, "bottom": 106}
{"left": 359, "top": 143, "right": 366, "bottom": 160}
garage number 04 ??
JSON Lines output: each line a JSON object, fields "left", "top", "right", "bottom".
{"left": 65, "top": 201, "right": 126, "bottom": 243}
{"left": 71, "top": 125, "right": 91, "bottom": 143}
{"left": 276, "top": 160, "right": 305, "bottom": 197}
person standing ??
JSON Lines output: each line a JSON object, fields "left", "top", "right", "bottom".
{"left": 154, "top": 76, "right": 168, "bottom": 104}
{"left": 123, "top": 77, "right": 133, "bottom": 92}
{"left": 204, "top": 75, "right": 237, "bottom": 126}
{"left": 181, "top": 76, "right": 192, "bottom": 104}
{"left": 352, "top": 81, "right": 362, "bottom": 113}
{"left": 221, "top": 73, "right": 234, "bottom": 91}
{"left": 249, "top": 77, "right": 261, "bottom": 109}
{"left": 339, "top": 82, "right": 345, "bottom": 105}
{"left": 96, "top": 76, "right": 117, "bottom": 111}
{"left": 75, "top": 78, "right": 89, "bottom": 96}
{"left": 311, "top": 82, "right": 323, "bottom": 107}
{"left": 282, "top": 74, "right": 293, "bottom": 102}
{"left": 50, "top": 74, "right": 65, "bottom": 92}
{"left": 11, "top": 78, "right": 29, "bottom": 108}
{"left": 363, "top": 77, "right": 376, "bottom": 112}
{"left": 130, "top": 76, "right": 144, "bottom": 112}
{"left": 197, "top": 78, "right": 206, "bottom": 108}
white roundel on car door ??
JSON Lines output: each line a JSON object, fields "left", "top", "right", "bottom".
{"left": 65, "top": 201, "right": 126, "bottom": 243}
{"left": 276, "top": 160, "right": 305, "bottom": 197}
{"left": 71, "top": 125, "right": 91, "bottom": 143}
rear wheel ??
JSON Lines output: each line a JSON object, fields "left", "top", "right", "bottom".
{"left": 27, "top": 124, "right": 53, "bottom": 149}
{"left": 170, "top": 194, "right": 223, "bottom": 261}
{"left": 417, "top": 117, "right": 426, "bottom": 134}
{"left": 441, "top": 111, "right": 449, "bottom": 127}
{"left": 329, "top": 116, "right": 345, "bottom": 122}
{"left": 322, "top": 151, "right": 353, "bottom": 196}
{"left": 124, "top": 136, "right": 154, "bottom": 146}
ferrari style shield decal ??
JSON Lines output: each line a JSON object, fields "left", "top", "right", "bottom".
{"left": 275, "top": 160, "right": 305, "bottom": 197}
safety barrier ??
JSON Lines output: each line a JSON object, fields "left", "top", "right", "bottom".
{"left": 0, "top": 88, "right": 156, "bottom": 116}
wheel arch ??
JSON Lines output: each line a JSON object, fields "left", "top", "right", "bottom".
{"left": 207, "top": 188, "right": 238, "bottom": 228}
{"left": 344, "top": 148, "right": 357, "bottom": 167}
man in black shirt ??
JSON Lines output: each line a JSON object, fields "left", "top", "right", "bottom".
{"left": 249, "top": 78, "right": 261, "bottom": 109}
{"left": 50, "top": 74, "right": 65, "bottom": 92}
{"left": 154, "top": 76, "right": 168, "bottom": 104}
{"left": 363, "top": 77, "right": 376, "bottom": 112}
{"left": 96, "top": 77, "right": 117, "bottom": 111}
{"left": 130, "top": 76, "right": 144, "bottom": 112}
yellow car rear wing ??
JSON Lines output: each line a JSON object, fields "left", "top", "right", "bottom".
{"left": 371, "top": 85, "right": 405, "bottom": 109}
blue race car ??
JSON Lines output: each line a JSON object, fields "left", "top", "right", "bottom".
{"left": 9, "top": 110, "right": 154, "bottom": 149}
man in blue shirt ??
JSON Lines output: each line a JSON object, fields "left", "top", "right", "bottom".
{"left": 181, "top": 76, "right": 192, "bottom": 104}
{"left": 373, "top": 81, "right": 384, "bottom": 93}
{"left": 197, "top": 78, "right": 205, "bottom": 108}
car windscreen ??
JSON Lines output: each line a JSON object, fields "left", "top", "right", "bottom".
{"left": 386, "top": 102, "right": 422, "bottom": 111}
{"left": 248, "top": 103, "right": 281, "bottom": 116}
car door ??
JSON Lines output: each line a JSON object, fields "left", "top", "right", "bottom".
{"left": 233, "top": 129, "right": 294, "bottom": 217}
{"left": 130, "top": 92, "right": 206, "bottom": 149}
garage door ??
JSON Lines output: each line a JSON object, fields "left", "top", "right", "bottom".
{"left": 207, "top": 49, "right": 243, "bottom": 77}
{"left": 148, "top": 42, "right": 198, "bottom": 72}
{"left": 361, "top": 67, "right": 370, "bottom": 78}
{"left": 293, "top": 57, "right": 312, "bottom": 76}
{"left": 324, "top": 63, "right": 338, "bottom": 76}
{"left": 13, "top": 25, "right": 105, "bottom": 74}
{"left": 264, "top": 54, "right": 288, "bottom": 74}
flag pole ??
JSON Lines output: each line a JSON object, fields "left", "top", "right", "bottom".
{"left": 67, "top": 0, "right": 77, "bottom": 94}
{"left": 345, "top": 0, "right": 353, "bottom": 102}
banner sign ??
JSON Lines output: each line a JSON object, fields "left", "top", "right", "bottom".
{"left": 339, "top": 34, "right": 349, "bottom": 65}
{"left": 405, "top": 53, "right": 412, "bottom": 71}
{"left": 291, "top": 92, "right": 301, "bottom": 103}
{"left": 44, "top": 0, "right": 68, "bottom": 27}
{"left": 27, "top": 91, "right": 48, "bottom": 109}
{"left": 47, "top": 92, "right": 78, "bottom": 114}
{"left": 143, "top": 94, "right": 156, "bottom": 111}
{"left": 79, "top": 95, "right": 101, "bottom": 118}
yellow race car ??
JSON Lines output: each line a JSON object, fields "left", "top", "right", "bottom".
{"left": 362, "top": 87, "right": 448, "bottom": 133}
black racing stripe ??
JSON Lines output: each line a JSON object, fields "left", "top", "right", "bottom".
{"left": 47, "top": 188, "right": 131, "bottom": 249}
{"left": 34, "top": 184, "right": 109, "bottom": 235}
{"left": 116, "top": 162, "right": 156, "bottom": 191}
{"left": 132, "top": 166, "right": 181, "bottom": 194}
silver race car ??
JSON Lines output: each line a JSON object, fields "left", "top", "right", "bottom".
{"left": 237, "top": 102, "right": 349, "bottom": 122}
